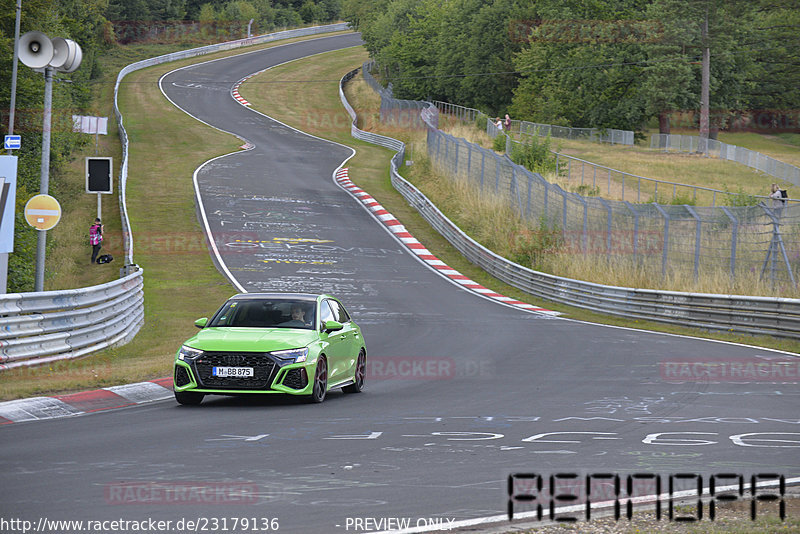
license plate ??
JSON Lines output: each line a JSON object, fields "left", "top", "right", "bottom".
{"left": 212, "top": 366, "right": 254, "bottom": 378}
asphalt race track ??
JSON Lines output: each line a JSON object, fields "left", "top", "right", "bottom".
{"left": 2, "top": 33, "right": 799, "bottom": 533}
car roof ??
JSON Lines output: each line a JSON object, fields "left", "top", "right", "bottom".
{"left": 228, "top": 293, "right": 323, "bottom": 302}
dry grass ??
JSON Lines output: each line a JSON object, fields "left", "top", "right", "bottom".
{"left": 442, "top": 121, "right": 794, "bottom": 205}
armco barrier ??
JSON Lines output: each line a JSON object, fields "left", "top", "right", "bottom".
{"left": 0, "top": 270, "right": 144, "bottom": 370}
{"left": 0, "top": 25, "right": 349, "bottom": 371}
{"left": 341, "top": 67, "right": 800, "bottom": 339}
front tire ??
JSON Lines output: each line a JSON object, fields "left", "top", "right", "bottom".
{"left": 343, "top": 349, "right": 366, "bottom": 393}
{"left": 174, "top": 390, "right": 204, "bottom": 405}
{"left": 309, "top": 357, "right": 327, "bottom": 403}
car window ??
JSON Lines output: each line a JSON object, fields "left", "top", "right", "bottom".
{"left": 208, "top": 299, "right": 315, "bottom": 329}
{"left": 320, "top": 300, "right": 336, "bottom": 326}
{"left": 329, "top": 299, "right": 351, "bottom": 323}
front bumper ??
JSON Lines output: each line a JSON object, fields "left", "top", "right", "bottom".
{"left": 174, "top": 352, "right": 313, "bottom": 395}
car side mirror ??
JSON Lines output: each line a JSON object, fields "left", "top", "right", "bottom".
{"left": 194, "top": 317, "right": 208, "bottom": 329}
{"left": 323, "top": 320, "right": 343, "bottom": 333}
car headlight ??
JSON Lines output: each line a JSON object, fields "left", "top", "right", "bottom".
{"left": 178, "top": 345, "right": 204, "bottom": 361}
{"left": 270, "top": 347, "right": 309, "bottom": 363}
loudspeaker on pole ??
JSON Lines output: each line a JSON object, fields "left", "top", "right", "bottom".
{"left": 18, "top": 31, "right": 53, "bottom": 69}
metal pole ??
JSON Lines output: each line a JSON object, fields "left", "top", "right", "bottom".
{"left": 34, "top": 67, "right": 53, "bottom": 292}
{"left": 1, "top": 0, "right": 22, "bottom": 293}
{"left": 7, "top": 0, "right": 22, "bottom": 150}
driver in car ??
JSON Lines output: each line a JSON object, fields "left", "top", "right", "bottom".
{"left": 279, "top": 304, "right": 307, "bottom": 328}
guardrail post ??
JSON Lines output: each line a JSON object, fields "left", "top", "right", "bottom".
{"left": 653, "top": 203, "right": 671, "bottom": 279}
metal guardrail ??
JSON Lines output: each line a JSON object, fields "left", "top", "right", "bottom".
{"left": 0, "top": 25, "right": 351, "bottom": 371}
{"left": 343, "top": 66, "right": 800, "bottom": 339}
{"left": 651, "top": 133, "right": 800, "bottom": 187}
{"left": 0, "top": 270, "right": 144, "bottom": 370}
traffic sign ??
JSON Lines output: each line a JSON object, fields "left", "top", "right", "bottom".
{"left": 4, "top": 135, "right": 21, "bottom": 150}
{"left": 24, "top": 194, "right": 61, "bottom": 231}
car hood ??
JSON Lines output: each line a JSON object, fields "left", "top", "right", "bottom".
{"left": 184, "top": 327, "right": 318, "bottom": 352}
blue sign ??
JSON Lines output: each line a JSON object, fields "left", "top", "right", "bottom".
{"left": 0, "top": 156, "right": 17, "bottom": 253}
{"left": 4, "top": 135, "right": 21, "bottom": 150}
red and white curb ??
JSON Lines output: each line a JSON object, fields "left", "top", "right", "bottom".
{"left": 231, "top": 75, "right": 252, "bottom": 106}
{"left": 0, "top": 378, "right": 174, "bottom": 424}
{"left": 335, "top": 168, "right": 559, "bottom": 316}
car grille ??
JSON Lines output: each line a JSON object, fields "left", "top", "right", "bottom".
{"left": 174, "top": 365, "right": 192, "bottom": 388}
{"left": 193, "top": 352, "right": 276, "bottom": 390}
{"left": 282, "top": 368, "right": 307, "bottom": 390}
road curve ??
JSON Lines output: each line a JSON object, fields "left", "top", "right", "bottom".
{"left": 1, "top": 33, "right": 798, "bottom": 533}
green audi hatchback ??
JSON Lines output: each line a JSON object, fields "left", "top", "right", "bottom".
{"left": 173, "top": 293, "right": 366, "bottom": 405}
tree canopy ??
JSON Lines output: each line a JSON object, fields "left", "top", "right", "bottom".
{"left": 345, "top": 0, "right": 800, "bottom": 131}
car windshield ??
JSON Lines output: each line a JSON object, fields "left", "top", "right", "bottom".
{"left": 208, "top": 299, "right": 316, "bottom": 330}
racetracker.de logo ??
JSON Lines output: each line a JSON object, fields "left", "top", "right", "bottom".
{"left": 660, "top": 359, "right": 800, "bottom": 382}
{"left": 105, "top": 482, "right": 259, "bottom": 505}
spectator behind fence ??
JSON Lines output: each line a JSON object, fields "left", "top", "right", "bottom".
{"left": 495, "top": 117, "right": 503, "bottom": 131}
{"left": 504, "top": 114, "right": 511, "bottom": 131}
{"left": 769, "top": 183, "right": 786, "bottom": 218}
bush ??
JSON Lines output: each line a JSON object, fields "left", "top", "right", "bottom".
{"left": 476, "top": 115, "right": 487, "bottom": 131}
{"left": 723, "top": 186, "right": 759, "bottom": 207}
{"left": 509, "top": 132, "right": 557, "bottom": 174}
{"left": 574, "top": 184, "right": 600, "bottom": 196}
{"left": 492, "top": 132, "right": 506, "bottom": 152}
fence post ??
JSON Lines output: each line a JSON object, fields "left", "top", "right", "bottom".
{"left": 653, "top": 203, "right": 670, "bottom": 279}
{"left": 624, "top": 202, "right": 639, "bottom": 263}
{"left": 720, "top": 206, "right": 738, "bottom": 281}
{"left": 597, "top": 198, "right": 613, "bottom": 261}
{"left": 495, "top": 153, "right": 500, "bottom": 193}
{"left": 685, "top": 205, "right": 702, "bottom": 282}
{"left": 454, "top": 138, "right": 459, "bottom": 176}
{"left": 467, "top": 140, "right": 472, "bottom": 176}
{"left": 543, "top": 180, "right": 549, "bottom": 220}
{"left": 579, "top": 195, "right": 588, "bottom": 254}
{"left": 759, "top": 205, "right": 796, "bottom": 288}
{"left": 480, "top": 149, "right": 485, "bottom": 190}
{"left": 527, "top": 171, "right": 532, "bottom": 217}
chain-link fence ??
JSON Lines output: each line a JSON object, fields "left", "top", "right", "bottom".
{"left": 651, "top": 133, "right": 800, "bottom": 187}
{"left": 363, "top": 63, "right": 800, "bottom": 289}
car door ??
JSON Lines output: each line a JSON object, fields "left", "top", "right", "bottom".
{"left": 328, "top": 298, "right": 361, "bottom": 379}
{"left": 319, "top": 299, "right": 348, "bottom": 383}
